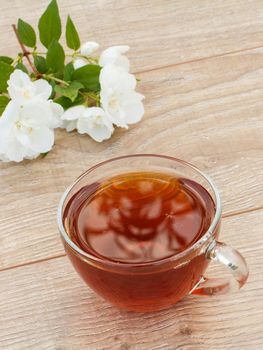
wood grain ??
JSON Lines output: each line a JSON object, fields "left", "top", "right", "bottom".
{"left": 0, "top": 209, "right": 262, "bottom": 350}
{"left": 0, "top": 1, "right": 263, "bottom": 349}
{"left": 1, "top": 47, "right": 263, "bottom": 270}
{"left": 0, "top": 0, "right": 263, "bottom": 72}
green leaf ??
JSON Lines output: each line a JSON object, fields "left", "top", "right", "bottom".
{"left": 66, "top": 16, "right": 80, "bottom": 51}
{"left": 16, "top": 62, "right": 28, "bottom": 73}
{"left": 17, "top": 18, "right": 36, "bottom": 48}
{"left": 72, "top": 65, "right": 101, "bottom": 91}
{"left": 54, "top": 96, "right": 72, "bottom": 109}
{"left": 49, "top": 79, "right": 56, "bottom": 99}
{"left": 54, "top": 94, "right": 84, "bottom": 109}
{"left": 0, "top": 95, "right": 10, "bottom": 115}
{"left": 34, "top": 55, "right": 48, "bottom": 73}
{"left": 64, "top": 62, "right": 74, "bottom": 81}
{"left": 46, "top": 40, "right": 65, "bottom": 73}
{"left": 38, "top": 0, "right": 61, "bottom": 48}
{"left": 0, "top": 56, "right": 13, "bottom": 65}
{"left": 55, "top": 81, "right": 83, "bottom": 102}
{"left": 0, "top": 62, "right": 14, "bottom": 93}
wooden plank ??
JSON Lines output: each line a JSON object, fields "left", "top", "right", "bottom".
{"left": 0, "top": 47, "right": 263, "bottom": 270}
{"left": 0, "top": 209, "right": 262, "bottom": 350}
{"left": 0, "top": 0, "right": 263, "bottom": 72}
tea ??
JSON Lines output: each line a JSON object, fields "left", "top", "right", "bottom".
{"left": 63, "top": 171, "right": 216, "bottom": 311}
{"left": 65, "top": 172, "right": 215, "bottom": 262}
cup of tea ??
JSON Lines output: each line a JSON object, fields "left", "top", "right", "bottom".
{"left": 57, "top": 154, "right": 248, "bottom": 312}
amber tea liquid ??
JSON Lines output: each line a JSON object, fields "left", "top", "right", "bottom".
{"left": 63, "top": 172, "right": 216, "bottom": 311}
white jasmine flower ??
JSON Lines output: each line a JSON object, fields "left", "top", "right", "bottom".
{"left": 99, "top": 45, "right": 130, "bottom": 71}
{"left": 61, "top": 119, "right": 77, "bottom": 132}
{"left": 6, "top": 70, "right": 63, "bottom": 129}
{"left": 73, "top": 41, "right": 99, "bottom": 69}
{"left": 62, "top": 106, "right": 114, "bottom": 142}
{"left": 49, "top": 101, "right": 64, "bottom": 129}
{"left": 0, "top": 70, "right": 64, "bottom": 162}
{"left": 100, "top": 64, "right": 144, "bottom": 128}
{"left": 7, "top": 69, "right": 52, "bottom": 104}
{"left": 0, "top": 99, "right": 63, "bottom": 162}
{"left": 81, "top": 41, "right": 99, "bottom": 55}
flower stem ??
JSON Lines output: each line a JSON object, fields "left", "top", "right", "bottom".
{"left": 74, "top": 54, "right": 98, "bottom": 64}
{"left": 80, "top": 91, "right": 99, "bottom": 100}
{"left": 11, "top": 55, "right": 21, "bottom": 67}
{"left": 79, "top": 91, "right": 100, "bottom": 107}
{"left": 11, "top": 24, "right": 39, "bottom": 76}
{"left": 43, "top": 75, "right": 69, "bottom": 86}
{"left": 28, "top": 51, "right": 99, "bottom": 64}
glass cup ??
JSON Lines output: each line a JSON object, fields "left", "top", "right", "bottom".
{"left": 57, "top": 155, "right": 249, "bottom": 312}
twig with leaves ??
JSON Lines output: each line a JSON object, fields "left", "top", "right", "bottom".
{"left": 0, "top": 0, "right": 144, "bottom": 162}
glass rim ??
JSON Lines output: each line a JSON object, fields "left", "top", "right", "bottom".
{"left": 57, "top": 154, "right": 222, "bottom": 268}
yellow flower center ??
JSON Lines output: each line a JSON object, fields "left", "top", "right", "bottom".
{"left": 108, "top": 94, "right": 119, "bottom": 110}
{"left": 22, "top": 88, "right": 32, "bottom": 99}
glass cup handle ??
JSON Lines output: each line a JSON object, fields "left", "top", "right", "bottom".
{"left": 191, "top": 241, "right": 249, "bottom": 296}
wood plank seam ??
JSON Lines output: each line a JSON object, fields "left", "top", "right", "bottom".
{"left": 222, "top": 205, "right": 263, "bottom": 218}
{"left": 0, "top": 206, "right": 259, "bottom": 274}
{"left": 135, "top": 44, "right": 263, "bottom": 74}
{"left": 0, "top": 253, "right": 66, "bottom": 273}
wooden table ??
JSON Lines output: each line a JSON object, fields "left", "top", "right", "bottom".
{"left": 1, "top": 1, "right": 263, "bottom": 349}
